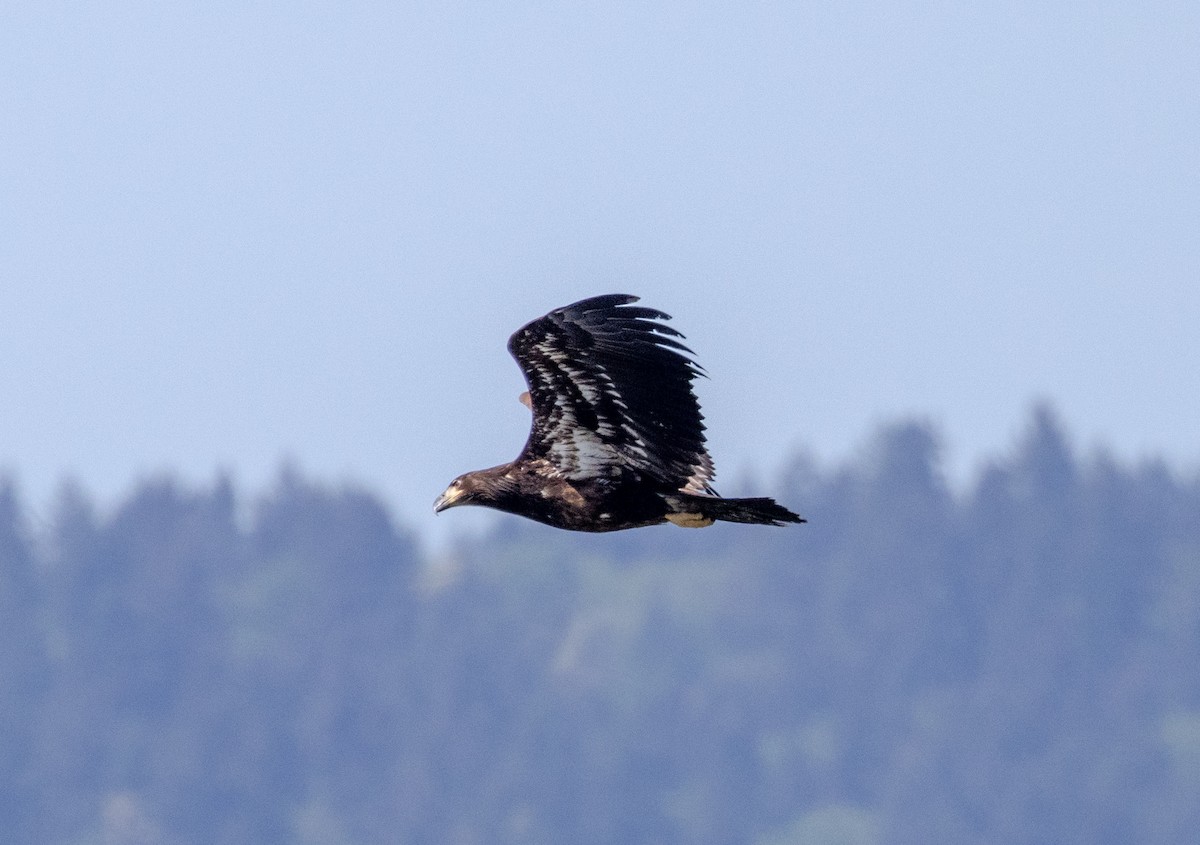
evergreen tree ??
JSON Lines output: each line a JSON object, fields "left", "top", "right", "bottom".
{"left": 2, "top": 409, "right": 1198, "bottom": 843}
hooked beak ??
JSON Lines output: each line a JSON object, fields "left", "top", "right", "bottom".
{"left": 433, "top": 486, "right": 463, "bottom": 514}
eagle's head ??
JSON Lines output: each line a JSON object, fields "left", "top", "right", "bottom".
{"left": 434, "top": 471, "right": 507, "bottom": 513}
{"left": 433, "top": 475, "right": 472, "bottom": 513}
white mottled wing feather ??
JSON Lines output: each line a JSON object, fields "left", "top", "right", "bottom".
{"left": 507, "top": 295, "right": 716, "bottom": 491}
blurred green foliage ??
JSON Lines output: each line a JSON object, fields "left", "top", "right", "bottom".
{"left": 1, "top": 408, "right": 1197, "bottom": 843}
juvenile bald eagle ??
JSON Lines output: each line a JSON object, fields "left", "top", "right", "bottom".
{"left": 434, "top": 294, "right": 804, "bottom": 532}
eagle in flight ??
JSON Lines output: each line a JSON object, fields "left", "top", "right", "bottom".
{"left": 434, "top": 294, "right": 804, "bottom": 532}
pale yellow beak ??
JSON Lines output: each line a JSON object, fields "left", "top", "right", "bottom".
{"left": 433, "top": 485, "right": 464, "bottom": 514}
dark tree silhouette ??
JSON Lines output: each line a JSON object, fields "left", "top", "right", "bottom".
{"left": 1, "top": 409, "right": 1198, "bottom": 844}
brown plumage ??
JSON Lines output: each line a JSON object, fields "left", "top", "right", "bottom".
{"left": 434, "top": 294, "right": 804, "bottom": 532}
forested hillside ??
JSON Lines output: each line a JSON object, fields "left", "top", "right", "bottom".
{"left": 1, "top": 407, "right": 1198, "bottom": 844}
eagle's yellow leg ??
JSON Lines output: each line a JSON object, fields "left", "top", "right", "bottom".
{"left": 665, "top": 512, "right": 715, "bottom": 528}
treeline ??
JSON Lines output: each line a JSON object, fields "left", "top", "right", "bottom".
{"left": 1, "top": 407, "right": 1198, "bottom": 844}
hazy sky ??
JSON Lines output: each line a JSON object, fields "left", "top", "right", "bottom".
{"left": 3, "top": 2, "right": 1197, "bottom": 539}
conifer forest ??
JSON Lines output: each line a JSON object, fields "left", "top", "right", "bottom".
{"left": 2, "top": 407, "right": 1198, "bottom": 844}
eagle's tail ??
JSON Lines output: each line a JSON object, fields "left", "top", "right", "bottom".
{"left": 665, "top": 493, "right": 805, "bottom": 527}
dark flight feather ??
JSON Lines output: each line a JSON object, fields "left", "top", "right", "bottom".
{"left": 434, "top": 295, "right": 804, "bottom": 532}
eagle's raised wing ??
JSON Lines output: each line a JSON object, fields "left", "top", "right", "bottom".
{"left": 507, "top": 294, "right": 716, "bottom": 493}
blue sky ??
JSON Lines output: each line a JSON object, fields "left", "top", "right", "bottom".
{"left": 3, "top": 2, "right": 1197, "bottom": 539}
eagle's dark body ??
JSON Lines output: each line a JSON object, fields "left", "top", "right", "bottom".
{"left": 434, "top": 294, "right": 804, "bottom": 532}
